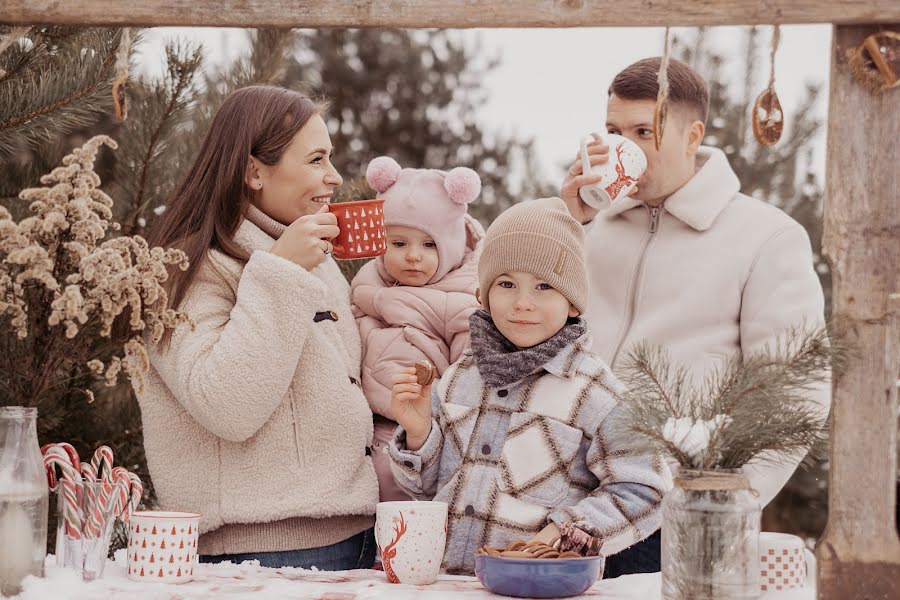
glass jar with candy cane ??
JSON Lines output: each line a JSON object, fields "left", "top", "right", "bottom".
{"left": 42, "top": 443, "right": 143, "bottom": 581}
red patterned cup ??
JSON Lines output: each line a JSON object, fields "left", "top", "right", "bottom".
{"left": 328, "top": 199, "right": 387, "bottom": 260}
{"left": 759, "top": 532, "right": 811, "bottom": 593}
{"left": 375, "top": 501, "right": 448, "bottom": 585}
{"left": 127, "top": 511, "right": 202, "bottom": 584}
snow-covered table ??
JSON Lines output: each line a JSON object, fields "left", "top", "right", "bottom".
{"left": 9, "top": 551, "right": 814, "bottom": 599}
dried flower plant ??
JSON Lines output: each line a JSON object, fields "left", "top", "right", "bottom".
{"left": 611, "top": 324, "right": 849, "bottom": 471}
{"left": 0, "top": 135, "right": 189, "bottom": 406}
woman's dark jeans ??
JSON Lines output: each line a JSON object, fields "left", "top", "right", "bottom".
{"left": 200, "top": 528, "right": 376, "bottom": 571}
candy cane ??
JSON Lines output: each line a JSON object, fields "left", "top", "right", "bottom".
{"left": 104, "top": 467, "right": 131, "bottom": 518}
{"left": 82, "top": 481, "right": 102, "bottom": 539}
{"left": 123, "top": 471, "right": 143, "bottom": 523}
{"left": 80, "top": 461, "right": 98, "bottom": 482}
{"left": 91, "top": 445, "right": 115, "bottom": 481}
{"left": 41, "top": 443, "right": 80, "bottom": 489}
{"left": 43, "top": 450, "right": 83, "bottom": 539}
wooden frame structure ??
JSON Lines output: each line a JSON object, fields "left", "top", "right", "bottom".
{"left": 3, "top": 2, "right": 898, "bottom": 598}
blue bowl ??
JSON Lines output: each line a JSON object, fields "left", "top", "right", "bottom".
{"left": 474, "top": 553, "right": 605, "bottom": 598}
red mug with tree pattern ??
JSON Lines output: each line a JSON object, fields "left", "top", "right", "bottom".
{"left": 328, "top": 199, "right": 387, "bottom": 260}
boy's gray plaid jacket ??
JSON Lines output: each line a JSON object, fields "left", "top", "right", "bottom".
{"left": 389, "top": 332, "right": 672, "bottom": 575}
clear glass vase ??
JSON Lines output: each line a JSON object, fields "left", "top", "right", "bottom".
{"left": 662, "top": 469, "right": 761, "bottom": 600}
{"left": 0, "top": 407, "right": 49, "bottom": 596}
{"left": 56, "top": 480, "right": 119, "bottom": 581}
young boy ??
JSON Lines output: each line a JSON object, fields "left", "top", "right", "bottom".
{"left": 388, "top": 197, "right": 671, "bottom": 575}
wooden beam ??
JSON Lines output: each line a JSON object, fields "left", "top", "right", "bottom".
{"left": 817, "top": 23, "right": 900, "bottom": 600}
{"left": 2, "top": 0, "right": 899, "bottom": 28}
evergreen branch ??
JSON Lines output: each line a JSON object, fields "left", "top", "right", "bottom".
{"left": 0, "top": 29, "right": 125, "bottom": 157}
{"left": 615, "top": 324, "right": 845, "bottom": 470}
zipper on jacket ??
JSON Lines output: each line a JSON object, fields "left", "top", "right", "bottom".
{"left": 610, "top": 206, "right": 660, "bottom": 368}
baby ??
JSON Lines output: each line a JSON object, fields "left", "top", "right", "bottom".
{"left": 351, "top": 156, "right": 483, "bottom": 502}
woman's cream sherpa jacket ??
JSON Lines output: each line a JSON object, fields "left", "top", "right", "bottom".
{"left": 136, "top": 206, "right": 378, "bottom": 555}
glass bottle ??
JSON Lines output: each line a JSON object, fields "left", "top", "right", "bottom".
{"left": 0, "top": 407, "right": 49, "bottom": 596}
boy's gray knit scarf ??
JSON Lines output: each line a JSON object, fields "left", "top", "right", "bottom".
{"left": 468, "top": 309, "right": 587, "bottom": 388}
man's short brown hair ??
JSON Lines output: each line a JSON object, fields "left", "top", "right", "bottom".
{"left": 608, "top": 57, "right": 709, "bottom": 126}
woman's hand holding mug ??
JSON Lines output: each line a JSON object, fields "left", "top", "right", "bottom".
{"left": 270, "top": 203, "right": 340, "bottom": 271}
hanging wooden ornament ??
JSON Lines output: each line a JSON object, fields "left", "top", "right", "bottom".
{"left": 112, "top": 28, "right": 131, "bottom": 123}
{"left": 653, "top": 27, "right": 671, "bottom": 151}
{"left": 847, "top": 31, "right": 899, "bottom": 94}
{"left": 752, "top": 25, "right": 783, "bottom": 147}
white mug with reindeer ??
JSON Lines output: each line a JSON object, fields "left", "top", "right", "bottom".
{"left": 375, "top": 501, "right": 448, "bottom": 585}
{"left": 578, "top": 132, "right": 648, "bottom": 210}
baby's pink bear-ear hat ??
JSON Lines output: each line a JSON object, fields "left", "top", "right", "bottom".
{"left": 366, "top": 156, "right": 402, "bottom": 193}
{"left": 443, "top": 167, "right": 481, "bottom": 205}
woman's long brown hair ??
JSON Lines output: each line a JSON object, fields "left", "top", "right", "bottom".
{"left": 147, "top": 86, "right": 325, "bottom": 349}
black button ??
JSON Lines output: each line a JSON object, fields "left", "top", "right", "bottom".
{"left": 403, "top": 460, "right": 414, "bottom": 468}
{"left": 365, "top": 447, "right": 372, "bottom": 456}
{"left": 481, "top": 444, "right": 491, "bottom": 455}
{"left": 497, "top": 389, "right": 508, "bottom": 397}
{"left": 464, "top": 505, "right": 475, "bottom": 516}
{"left": 314, "top": 311, "right": 339, "bottom": 323}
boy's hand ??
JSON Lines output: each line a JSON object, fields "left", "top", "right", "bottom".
{"left": 528, "top": 522, "right": 561, "bottom": 547}
{"left": 391, "top": 368, "right": 433, "bottom": 451}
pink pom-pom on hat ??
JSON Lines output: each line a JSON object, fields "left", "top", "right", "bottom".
{"left": 444, "top": 167, "right": 481, "bottom": 205}
{"left": 366, "top": 156, "right": 402, "bottom": 193}
{"left": 364, "top": 155, "right": 481, "bottom": 284}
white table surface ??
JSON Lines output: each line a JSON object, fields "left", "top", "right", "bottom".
{"left": 7, "top": 551, "right": 815, "bottom": 600}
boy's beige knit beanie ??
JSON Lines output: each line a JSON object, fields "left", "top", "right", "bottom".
{"left": 478, "top": 197, "right": 587, "bottom": 314}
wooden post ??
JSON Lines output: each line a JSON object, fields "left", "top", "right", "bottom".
{"left": 818, "top": 23, "right": 900, "bottom": 600}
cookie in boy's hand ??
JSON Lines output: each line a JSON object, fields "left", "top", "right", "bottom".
{"left": 415, "top": 360, "right": 435, "bottom": 386}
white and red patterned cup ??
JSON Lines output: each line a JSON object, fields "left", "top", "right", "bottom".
{"left": 126, "top": 511, "right": 201, "bottom": 584}
{"left": 375, "top": 501, "right": 447, "bottom": 585}
{"left": 759, "top": 532, "right": 812, "bottom": 593}
{"left": 578, "top": 133, "right": 647, "bottom": 210}
{"left": 328, "top": 199, "right": 387, "bottom": 260}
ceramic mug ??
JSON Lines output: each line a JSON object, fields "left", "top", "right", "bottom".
{"left": 578, "top": 132, "right": 647, "bottom": 210}
{"left": 759, "top": 532, "right": 813, "bottom": 593}
{"left": 327, "top": 199, "right": 387, "bottom": 260}
{"left": 126, "top": 511, "right": 201, "bottom": 584}
{"left": 375, "top": 501, "right": 448, "bottom": 585}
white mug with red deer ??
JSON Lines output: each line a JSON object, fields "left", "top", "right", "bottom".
{"left": 375, "top": 501, "right": 448, "bottom": 585}
{"left": 126, "top": 511, "right": 202, "bottom": 584}
{"left": 578, "top": 132, "right": 648, "bottom": 210}
{"left": 758, "top": 532, "right": 814, "bottom": 594}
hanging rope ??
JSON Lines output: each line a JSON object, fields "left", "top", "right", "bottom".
{"left": 653, "top": 26, "right": 671, "bottom": 151}
{"left": 112, "top": 28, "right": 131, "bottom": 123}
{"left": 767, "top": 24, "right": 780, "bottom": 92}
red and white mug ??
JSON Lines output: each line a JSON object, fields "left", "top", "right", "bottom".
{"left": 578, "top": 132, "right": 647, "bottom": 210}
{"left": 759, "top": 532, "right": 813, "bottom": 593}
{"left": 327, "top": 199, "right": 387, "bottom": 260}
{"left": 127, "top": 511, "right": 202, "bottom": 584}
{"left": 375, "top": 501, "right": 447, "bottom": 585}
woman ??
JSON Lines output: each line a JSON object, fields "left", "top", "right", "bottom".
{"left": 139, "top": 86, "right": 378, "bottom": 570}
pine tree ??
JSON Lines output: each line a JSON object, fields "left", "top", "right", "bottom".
{"left": 285, "top": 29, "right": 553, "bottom": 230}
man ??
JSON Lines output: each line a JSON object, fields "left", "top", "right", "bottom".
{"left": 559, "top": 57, "right": 829, "bottom": 577}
